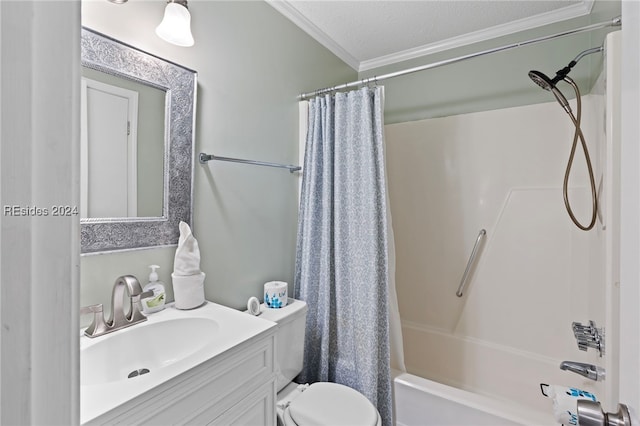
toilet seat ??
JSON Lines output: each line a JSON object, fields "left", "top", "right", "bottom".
{"left": 282, "top": 382, "right": 381, "bottom": 426}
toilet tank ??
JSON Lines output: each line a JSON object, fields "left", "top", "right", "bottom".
{"left": 258, "top": 298, "right": 308, "bottom": 391}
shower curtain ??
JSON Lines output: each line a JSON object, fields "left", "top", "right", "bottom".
{"left": 294, "top": 86, "right": 401, "bottom": 426}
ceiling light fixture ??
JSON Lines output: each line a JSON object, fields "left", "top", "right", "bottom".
{"left": 156, "top": 0, "right": 194, "bottom": 47}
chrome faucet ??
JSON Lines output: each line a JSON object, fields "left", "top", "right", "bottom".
{"left": 81, "top": 275, "right": 153, "bottom": 338}
{"left": 560, "top": 361, "right": 605, "bottom": 381}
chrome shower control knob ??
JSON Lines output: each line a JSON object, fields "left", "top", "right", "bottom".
{"left": 572, "top": 320, "right": 605, "bottom": 356}
{"left": 577, "top": 400, "right": 631, "bottom": 426}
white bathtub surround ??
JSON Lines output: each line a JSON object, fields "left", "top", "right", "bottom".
{"left": 172, "top": 221, "right": 205, "bottom": 309}
{"left": 295, "top": 86, "right": 400, "bottom": 426}
{"left": 386, "top": 31, "right": 621, "bottom": 419}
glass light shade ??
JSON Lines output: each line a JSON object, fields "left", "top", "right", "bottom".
{"left": 155, "top": 2, "right": 194, "bottom": 47}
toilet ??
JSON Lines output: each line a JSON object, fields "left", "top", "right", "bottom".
{"left": 257, "top": 298, "right": 382, "bottom": 426}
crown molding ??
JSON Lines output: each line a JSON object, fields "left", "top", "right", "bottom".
{"left": 266, "top": 0, "right": 361, "bottom": 70}
{"left": 359, "top": 0, "right": 594, "bottom": 71}
{"left": 267, "top": 0, "right": 594, "bottom": 73}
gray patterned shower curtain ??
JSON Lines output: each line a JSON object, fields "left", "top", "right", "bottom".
{"left": 294, "top": 86, "right": 396, "bottom": 426}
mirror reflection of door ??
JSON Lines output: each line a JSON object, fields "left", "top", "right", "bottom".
{"left": 81, "top": 77, "right": 138, "bottom": 218}
{"left": 80, "top": 66, "right": 165, "bottom": 220}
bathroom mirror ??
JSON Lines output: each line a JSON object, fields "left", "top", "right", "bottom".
{"left": 81, "top": 27, "right": 197, "bottom": 254}
{"left": 81, "top": 66, "right": 165, "bottom": 218}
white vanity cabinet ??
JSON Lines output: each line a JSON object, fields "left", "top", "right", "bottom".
{"left": 85, "top": 326, "right": 277, "bottom": 425}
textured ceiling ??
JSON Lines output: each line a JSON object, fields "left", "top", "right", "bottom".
{"left": 267, "top": 0, "right": 594, "bottom": 71}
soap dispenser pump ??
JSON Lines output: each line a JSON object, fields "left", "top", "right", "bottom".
{"left": 141, "top": 265, "right": 166, "bottom": 314}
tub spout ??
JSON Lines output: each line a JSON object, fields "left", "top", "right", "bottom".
{"left": 560, "top": 361, "right": 605, "bottom": 381}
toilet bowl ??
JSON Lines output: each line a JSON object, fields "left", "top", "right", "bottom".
{"left": 277, "top": 382, "right": 381, "bottom": 426}
{"left": 257, "top": 298, "right": 382, "bottom": 426}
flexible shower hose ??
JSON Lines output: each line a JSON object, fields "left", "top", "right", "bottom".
{"left": 560, "top": 77, "right": 598, "bottom": 231}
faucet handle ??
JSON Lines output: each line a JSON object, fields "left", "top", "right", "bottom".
{"left": 80, "top": 304, "right": 109, "bottom": 338}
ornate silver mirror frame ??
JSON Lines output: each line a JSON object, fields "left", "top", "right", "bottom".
{"left": 80, "top": 27, "right": 197, "bottom": 254}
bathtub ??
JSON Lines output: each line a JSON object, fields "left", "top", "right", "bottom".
{"left": 392, "top": 372, "right": 556, "bottom": 426}
{"left": 386, "top": 32, "right": 622, "bottom": 426}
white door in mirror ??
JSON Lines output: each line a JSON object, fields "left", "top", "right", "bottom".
{"left": 81, "top": 77, "right": 138, "bottom": 218}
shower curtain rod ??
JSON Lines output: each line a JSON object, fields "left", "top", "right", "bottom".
{"left": 298, "top": 16, "right": 621, "bottom": 101}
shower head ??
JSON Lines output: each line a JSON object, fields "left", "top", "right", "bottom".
{"left": 529, "top": 69, "right": 572, "bottom": 113}
{"left": 528, "top": 61, "right": 575, "bottom": 90}
{"left": 527, "top": 45, "right": 603, "bottom": 94}
{"left": 528, "top": 70, "right": 555, "bottom": 91}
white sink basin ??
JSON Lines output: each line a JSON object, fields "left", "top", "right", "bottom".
{"left": 80, "top": 301, "right": 276, "bottom": 424}
{"left": 81, "top": 317, "right": 219, "bottom": 386}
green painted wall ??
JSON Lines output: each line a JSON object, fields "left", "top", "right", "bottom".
{"left": 80, "top": 0, "right": 356, "bottom": 317}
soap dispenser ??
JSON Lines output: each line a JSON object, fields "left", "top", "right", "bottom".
{"left": 141, "top": 265, "right": 166, "bottom": 314}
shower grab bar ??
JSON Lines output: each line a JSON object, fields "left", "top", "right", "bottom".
{"left": 199, "top": 152, "right": 301, "bottom": 173}
{"left": 456, "top": 229, "right": 486, "bottom": 297}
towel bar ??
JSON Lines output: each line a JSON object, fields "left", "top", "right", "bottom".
{"left": 199, "top": 153, "right": 301, "bottom": 173}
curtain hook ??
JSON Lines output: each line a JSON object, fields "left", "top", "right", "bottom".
{"left": 365, "top": 76, "right": 378, "bottom": 89}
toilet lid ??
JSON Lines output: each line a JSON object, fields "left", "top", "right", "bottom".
{"left": 288, "top": 382, "right": 379, "bottom": 426}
